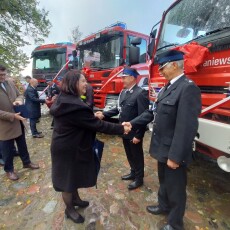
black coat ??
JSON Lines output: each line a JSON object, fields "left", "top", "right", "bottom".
{"left": 47, "top": 83, "right": 60, "bottom": 98}
{"left": 50, "top": 93, "right": 124, "bottom": 192}
{"left": 103, "top": 85, "right": 149, "bottom": 140}
{"left": 24, "top": 85, "right": 45, "bottom": 119}
{"left": 131, "top": 76, "right": 201, "bottom": 165}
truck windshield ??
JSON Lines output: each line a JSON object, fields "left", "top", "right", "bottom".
{"left": 78, "top": 33, "right": 122, "bottom": 69}
{"left": 157, "top": 0, "right": 230, "bottom": 50}
{"left": 33, "top": 49, "right": 66, "bottom": 71}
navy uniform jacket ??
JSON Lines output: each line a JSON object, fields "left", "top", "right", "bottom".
{"left": 103, "top": 85, "right": 149, "bottom": 140}
{"left": 24, "top": 85, "right": 45, "bottom": 119}
{"left": 131, "top": 76, "right": 201, "bottom": 165}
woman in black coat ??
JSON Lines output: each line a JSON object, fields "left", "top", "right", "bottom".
{"left": 50, "top": 70, "right": 129, "bottom": 224}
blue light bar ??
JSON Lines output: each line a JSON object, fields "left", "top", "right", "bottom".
{"left": 55, "top": 42, "right": 74, "bottom": 46}
{"left": 109, "top": 22, "right": 127, "bottom": 29}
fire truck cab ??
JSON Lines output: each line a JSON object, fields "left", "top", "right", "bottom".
{"left": 75, "top": 22, "right": 150, "bottom": 110}
{"left": 132, "top": 0, "right": 230, "bottom": 171}
{"left": 31, "top": 42, "right": 76, "bottom": 91}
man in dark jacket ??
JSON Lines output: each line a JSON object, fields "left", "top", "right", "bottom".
{"left": 46, "top": 81, "right": 60, "bottom": 98}
{"left": 123, "top": 50, "right": 201, "bottom": 230}
{"left": 25, "top": 78, "right": 47, "bottom": 138}
{"left": 95, "top": 67, "right": 149, "bottom": 190}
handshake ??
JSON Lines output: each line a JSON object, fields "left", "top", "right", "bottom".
{"left": 94, "top": 111, "right": 132, "bottom": 135}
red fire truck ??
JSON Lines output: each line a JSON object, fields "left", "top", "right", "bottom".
{"left": 31, "top": 42, "right": 76, "bottom": 91}
{"left": 76, "top": 22, "right": 149, "bottom": 110}
{"left": 132, "top": 0, "right": 230, "bottom": 171}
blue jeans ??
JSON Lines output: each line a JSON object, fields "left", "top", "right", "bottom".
{"left": 30, "top": 118, "right": 39, "bottom": 135}
{"left": 1, "top": 124, "right": 31, "bottom": 172}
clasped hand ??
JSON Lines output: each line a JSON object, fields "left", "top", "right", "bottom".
{"left": 94, "top": 112, "right": 132, "bottom": 135}
{"left": 122, "top": 122, "right": 132, "bottom": 135}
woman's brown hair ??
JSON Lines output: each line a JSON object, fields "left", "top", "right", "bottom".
{"left": 60, "top": 70, "right": 85, "bottom": 96}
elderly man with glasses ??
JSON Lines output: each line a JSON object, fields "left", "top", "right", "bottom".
{"left": 123, "top": 50, "right": 201, "bottom": 230}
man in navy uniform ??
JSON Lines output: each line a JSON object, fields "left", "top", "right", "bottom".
{"left": 123, "top": 50, "right": 201, "bottom": 230}
{"left": 95, "top": 67, "right": 149, "bottom": 190}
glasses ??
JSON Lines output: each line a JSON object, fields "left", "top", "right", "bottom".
{"left": 158, "top": 62, "right": 169, "bottom": 71}
{"left": 0, "top": 71, "right": 7, "bottom": 77}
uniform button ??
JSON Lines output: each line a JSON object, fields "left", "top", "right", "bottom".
{"left": 153, "top": 133, "right": 156, "bottom": 136}
{"left": 167, "top": 101, "right": 169, "bottom": 104}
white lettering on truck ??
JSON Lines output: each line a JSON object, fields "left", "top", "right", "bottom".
{"left": 203, "top": 57, "right": 230, "bottom": 67}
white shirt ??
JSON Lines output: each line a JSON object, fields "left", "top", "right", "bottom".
{"left": 23, "top": 82, "right": 29, "bottom": 90}
{"left": 1, "top": 82, "right": 6, "bottom": 91}
{"left": 127, "top": 83, "right": 136, "bottom": 92}
{"left": 169, "top": 73, "right": 184, "bottom": 86}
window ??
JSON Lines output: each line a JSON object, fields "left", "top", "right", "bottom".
{"left": 157, "top": 0, "right": 230, "bottom": 50}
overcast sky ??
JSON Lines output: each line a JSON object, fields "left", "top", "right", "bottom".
{"left": 21, "top": 0, "right": 174, "bottom": 75}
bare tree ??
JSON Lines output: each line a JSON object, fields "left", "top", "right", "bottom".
{"left": 68, "top": 26, "right": 83, "bottom": 43}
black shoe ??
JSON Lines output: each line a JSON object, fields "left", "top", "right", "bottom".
{"left": 65, "top": 209, "right": 84, "bottom": 223}
{"left": 23, "top": 162, "right": 40, "bottom": 170}
{"left": 160, "top": 224, "right": 176, "bottom": 230}
{"left": 121, "top": 173, "right": 135, "bottom": 180}
{"left": 33, "top": 134, "right": 44, "bottom": 138}
{"left": 128, "top": 179, "right": 143, "bottom": 190}
{"left": 146, "top": 205, "right": 169, "bottom": 215}
{"left": 73, "top": 200, "right": 89, "bottom": 208}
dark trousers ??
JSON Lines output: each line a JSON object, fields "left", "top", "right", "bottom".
{"left": 30, "top": 118, "right": 38, "bottom": 135}
{"left": 0, "top": 140, "right": 2, "bottom": 159}
{"left": 158, "top": 161, "right": 187, "bottom": 230}
{"left": 2, "top": 125, "right": 31, "bottom": 172}
{"left": 122, "top": 138, "right": 144, "bottom": 180}
{"left": 51, "top": 118, "right": 54, "bottom": 127}
{"left": 0, "top": 141, "right": 18, "bottom": 161}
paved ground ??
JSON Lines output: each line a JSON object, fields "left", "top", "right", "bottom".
{"left": 0, "top": 111, "right": 230, "bottom": 230}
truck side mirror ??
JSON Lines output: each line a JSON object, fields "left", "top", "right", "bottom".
{"left": 148, "top": 39, "right": 155, "bottom": 59}
{"left": 131, "top": 37, "right": 142, "bottom": 46}
{"left": 150, "top": 29, "right": 157, "bottom": 39}
{"left": 72, "top": 50, "right": 77, "bottom": 57}
{"left": 148, "top": 29, "right": 157, "bottom": 59}
{"left": 129, "top": 46, "right": 140, "bottom": 66}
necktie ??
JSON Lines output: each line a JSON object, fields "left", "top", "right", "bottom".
{"left": 165, "top": 82, "right": 171, "bottom": 90}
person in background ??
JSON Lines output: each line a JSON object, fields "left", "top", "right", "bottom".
{"left": 0, "top": 65, "right": 39, "bottom": 181}
{"left": 81, "top": 84, "right": 94, "bottom": 109}
{"left": 47, "top": 80, "right": 60, "bottom": 98}
{"left": 24, "top": 78, "right": 48, "bottom": 138}
{"left": 46, "top": 81, "right": 60, "bottom": 128}
{"left": 23, "top": 75, "right": 31, "bottom": 90}
{"left": 123, "top": 50, "right": 201, "bottom": 230}
{"left": 50, "top": 70, "right": 131, "bottom": 224}
{"left": 95, "top": 67, "right": 149, "bottom": 190}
